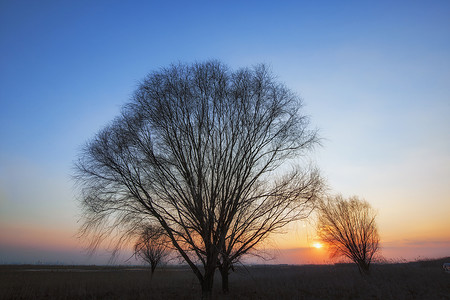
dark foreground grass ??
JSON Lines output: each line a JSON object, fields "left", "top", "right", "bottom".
{"left": 1, "top": 257, "right": 449, "bottom": 299}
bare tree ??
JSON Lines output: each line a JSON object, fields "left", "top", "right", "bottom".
{"left": 134, "top": 225, "right": 169, "bottom": 276}
{"left": 74, "top": 61, "right": 322, "bottom": 298}
{"left": 316, "top": 195, "right": 379, "bottom": 275}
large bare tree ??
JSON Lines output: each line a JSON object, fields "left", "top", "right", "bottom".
{"left": 75, "top": 61, "right": 322, "bottom": 298}
{"left": 316, "top": 195, "right": 380, "bottom": 275}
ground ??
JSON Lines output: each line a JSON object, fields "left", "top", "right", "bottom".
{"left": 1, "top": 258, "right": 449, "bottom": 299}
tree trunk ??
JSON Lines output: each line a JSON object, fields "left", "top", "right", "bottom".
{"left": 357, "top": 261, "right": 370, "bottom": 275}
{"left": 220, "top": 265, "right": 229, "bottom": 294}
{"left": 200, "top": 271, "right": 214, "bottom": 300}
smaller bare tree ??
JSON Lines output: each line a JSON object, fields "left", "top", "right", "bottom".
{"left": 134, "top": 225, "right": 169, "bottom": 276}
{"left": 317, "top": 195, "right": 379, "bottom": 275}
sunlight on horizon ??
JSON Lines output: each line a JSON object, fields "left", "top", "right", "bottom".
{"left": 313, "top": 242, "right": 323, "bottom": 249}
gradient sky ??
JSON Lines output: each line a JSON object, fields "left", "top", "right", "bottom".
{"left": 1, "top": 0, "right": 449, "bottom": 264}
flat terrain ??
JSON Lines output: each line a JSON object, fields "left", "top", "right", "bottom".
{"left": 1, "top": 258, "right": 449, "bottom": 299}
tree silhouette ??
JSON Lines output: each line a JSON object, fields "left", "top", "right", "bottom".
{"left": 75, "top": 61, "right": 322, "bottom": 298}
{"left": 317, "top": 195, "right": 379, "bottom": 275}
{"left": 134, "top": 225, "right": 169, "bottom": 276}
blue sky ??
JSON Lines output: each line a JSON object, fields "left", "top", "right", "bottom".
{"left": 1, "top": 0, "right": 449, "bottom": 264}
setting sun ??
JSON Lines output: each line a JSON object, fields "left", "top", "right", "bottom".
{"left": 313, "top": 242, "right": 323, "bottom": 249}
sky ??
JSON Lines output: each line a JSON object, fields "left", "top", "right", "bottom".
{"left": 0, "top": 0, "right": 449, "bottom": 265}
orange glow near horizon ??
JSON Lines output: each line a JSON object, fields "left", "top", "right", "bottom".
{"left": 1, "top": 220, "right": 450, "bottom": 265}
{"left": 313, "top": 242, "right": 323, "bottom": 249}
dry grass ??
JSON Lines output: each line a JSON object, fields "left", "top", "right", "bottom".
{"left": 1, "top": 257, "right": 449, "bottom": 299}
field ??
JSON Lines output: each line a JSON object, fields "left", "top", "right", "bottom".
{"left": 1, "top": 258, "right": 449, "bottom": 299}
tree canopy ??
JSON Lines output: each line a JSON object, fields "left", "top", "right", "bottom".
{"left": 75, "top": 61, "right": 323, "bottom": 297}
{"left": 134, "top": 225, "right": 169, "bottom": 275}
{"left": 317, "top": 195, "right": 379, "bottom": 274}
